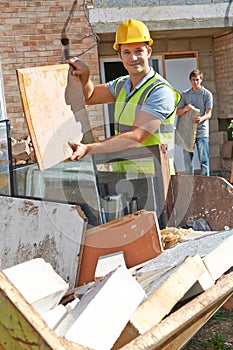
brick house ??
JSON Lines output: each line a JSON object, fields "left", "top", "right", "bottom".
{"left": 0, "top": 0, "right": 232, "bottom": 175}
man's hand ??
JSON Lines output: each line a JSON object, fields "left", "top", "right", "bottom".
{"left": 193, "top": 114, "right": 201, "bottom": 124}
{"left": 67, "top": 57, "right": 90, "bottom": 85}
{"left": 176, "top": 103, "right": 193, "bottom": 116}
{"left": 68, "top": 141, "right": 90, "bottom": 161}
{"left": 184, "top": 103, "right": 193, "bottom": 113}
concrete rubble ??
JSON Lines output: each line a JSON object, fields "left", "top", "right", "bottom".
{"left": 11, "top": 135, "right": 35, "bottom": 165}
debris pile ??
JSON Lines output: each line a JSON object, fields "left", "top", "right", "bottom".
{"left": 2, "top": 228, "right": 233, "bottom": 350}
{"left": 11, "top": 135, "right": 35, "bottom": 165}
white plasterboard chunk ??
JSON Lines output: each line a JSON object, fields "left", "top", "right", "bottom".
{"left": 182, "top": 254, "right": 215, "bottom": 300}
{"left": 41, "top": 304, "right": 67, "bottom": 329}
{"left": 65, "top": 298, "right": 80, "bottom": 312}
{"left": 0, "top": 196, "right": 86, "bottom": 289}
{"left": 56, "top": 265, "right": 146, "bottom": 350}
{"left": 202, "top": 235, "right": 233, "bottom": 281}
{"left": 94, "top": 251, "right": 126, "bottom": 280}
{"left": 3, "top": 258, "right": 69, "bottom": 313}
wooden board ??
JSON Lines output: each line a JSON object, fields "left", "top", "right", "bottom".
{"left": 77, "top": 210, "right": 163, "bottom": 286}
{"left": 0, "top": 195, "right": 87, "bottom": 289}
{"left": 175, "top": 109, "right": 198, "bottom": 152}
{"left": 120, "top": 272, "right": 233, "bottom": 350}
{"left": 113, "top": 256, "right": 204, "bottom": 349}
{"left": 17, "top": 64, "right": 94, "bottom": 170}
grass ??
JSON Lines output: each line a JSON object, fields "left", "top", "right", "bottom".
{"left": 200, "top": 309, "right": 233, "bottom": 350}
{"left": 212, "top": 308, "right": 232, "bottom": 321}
{"left": 202, "top": 333, "right": 233, "bottom": 349}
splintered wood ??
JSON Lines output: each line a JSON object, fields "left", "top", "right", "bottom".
{"left": 121, "top": 272, "right": 233, "bottom": 350}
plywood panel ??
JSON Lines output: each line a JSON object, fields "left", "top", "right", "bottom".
{"left": 175, "top": 109, "right": 198, "bottom": 152}
{"left": 17, "top": 64, "right": 93, "bottom": 170}
{"left": 0, "top": 195, "right": 87, "bottom": 289}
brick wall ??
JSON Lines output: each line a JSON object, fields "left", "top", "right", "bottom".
{"left": 214, "top": 33, "right": 233, "bottom": 172}
{"left": 0, "top": 0, "right": 104, "bottom": 140}
{"left": 214, "top": 33, "right": 233, "bottom": 121}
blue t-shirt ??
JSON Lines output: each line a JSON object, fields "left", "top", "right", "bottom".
{"left": 177, "top": 86, "right": 213, "bottom": 138}
{"left": 107, "top": 68, "right": 176, "bottom": 122}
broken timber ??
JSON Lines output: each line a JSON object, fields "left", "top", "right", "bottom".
{"left": 120, "top": 272, "right": 233, "bottom": 350}
{"left": 113, "top": 255, "right": 205, "bottom": 349}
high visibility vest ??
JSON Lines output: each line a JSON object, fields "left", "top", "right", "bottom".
{"left": 112, "top": 74, "right": 181, "bottom": 174}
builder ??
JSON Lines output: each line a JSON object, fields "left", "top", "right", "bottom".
{"left": 68, "top": 19, "right": 180, "bottom": 173}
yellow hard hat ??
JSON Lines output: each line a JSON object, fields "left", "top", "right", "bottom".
{"left": 113, "top": 19, "right": 153, "bottom": 51}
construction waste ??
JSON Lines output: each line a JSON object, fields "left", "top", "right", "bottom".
{"left": 11, "top": 135, "right": 35, "bottom": 165}
{"left": 2, "top": 228, "right": 233, "bottom": 350}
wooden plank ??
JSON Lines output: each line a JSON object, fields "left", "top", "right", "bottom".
{"left": 175, "top": 108, "right": 199, "bottom": 152}
{"left": 0, "top": 195, "right": 87, "bottom": 289}
{"left": 182, "top": 254, "right": 215, "bottom": 300}
{"left": 120, "top": 272, "right": 233, "bottom": 350}
{"left": 77, "top": 210, "right": 163, "bottom": 286}
{"left": 0, "top": 271, "right": 87, "bottom": 350}
{"left": 113, "top": 256, "right": 204, "bottom": 348}
{"left": 17, "top": 64, "right": 94, "bottom": 170}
